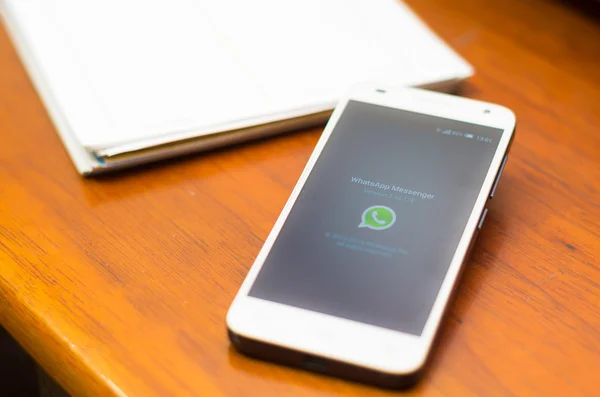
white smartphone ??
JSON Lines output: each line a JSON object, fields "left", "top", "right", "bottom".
{"left": 227, "top": 85, "right": 516, "bottom": 388}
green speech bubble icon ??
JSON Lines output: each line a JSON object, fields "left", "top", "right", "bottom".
{"left": 358, "top": 205, "right": 396, "bottom": 230}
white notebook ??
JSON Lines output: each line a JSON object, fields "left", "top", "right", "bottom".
{"left": 1, "top": 0, "right": 473, "bottom": 175}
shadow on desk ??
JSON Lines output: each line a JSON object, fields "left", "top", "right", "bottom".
{"left": 0, "top": 326, "right": 67, "bottom": 397}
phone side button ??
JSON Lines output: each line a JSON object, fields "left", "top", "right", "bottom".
{"left": 478, "top": 208, "right": 488, "bottom": 230}
{"left": 490, "top": 155, "right": 508, "bottom": 199}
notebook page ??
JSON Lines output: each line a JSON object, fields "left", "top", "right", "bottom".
{"left": 8, "top": 0, "right": 472, "bottom": 150}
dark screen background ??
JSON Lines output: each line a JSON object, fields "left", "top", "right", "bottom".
{"left": 249, "top": 100, "right": 503, "bottom": 335}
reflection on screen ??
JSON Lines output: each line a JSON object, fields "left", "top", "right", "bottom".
{"left": 249, "top": 101, "right": 503, "bottom": 335}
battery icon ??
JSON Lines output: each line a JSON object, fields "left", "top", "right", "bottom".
{"left": 464, "top": 133, "right": 474, "bottom": 139}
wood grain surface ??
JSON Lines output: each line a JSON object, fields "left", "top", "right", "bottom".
{"left": 1, "top": 0, "right": 599, "bottom": 396}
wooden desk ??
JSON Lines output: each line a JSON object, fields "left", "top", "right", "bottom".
{"left": 1, "top": 0, "right": 599, "bottom": 396}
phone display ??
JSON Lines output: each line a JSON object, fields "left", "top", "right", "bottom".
{"left": 248, "top": 100, "right": 504, "bottom": 335}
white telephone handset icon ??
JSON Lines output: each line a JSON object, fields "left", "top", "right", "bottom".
{"left": 371, "top": 211, "right": 387, "bottom": 225}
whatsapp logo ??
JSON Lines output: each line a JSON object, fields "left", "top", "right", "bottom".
{"left": 358, "top": 205, "right": 396, "bottom": 231}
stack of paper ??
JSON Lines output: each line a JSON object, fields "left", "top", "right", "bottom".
{"left": 1, "top": 0, "right": 473, "bottom": 175}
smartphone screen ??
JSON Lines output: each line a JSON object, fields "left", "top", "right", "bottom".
{"left": 249, "top": 100, "right": 504, "bottom": 336}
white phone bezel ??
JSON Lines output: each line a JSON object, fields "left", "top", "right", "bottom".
{"left": 227, "top": 84, "right": 516, "bottom": 375}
